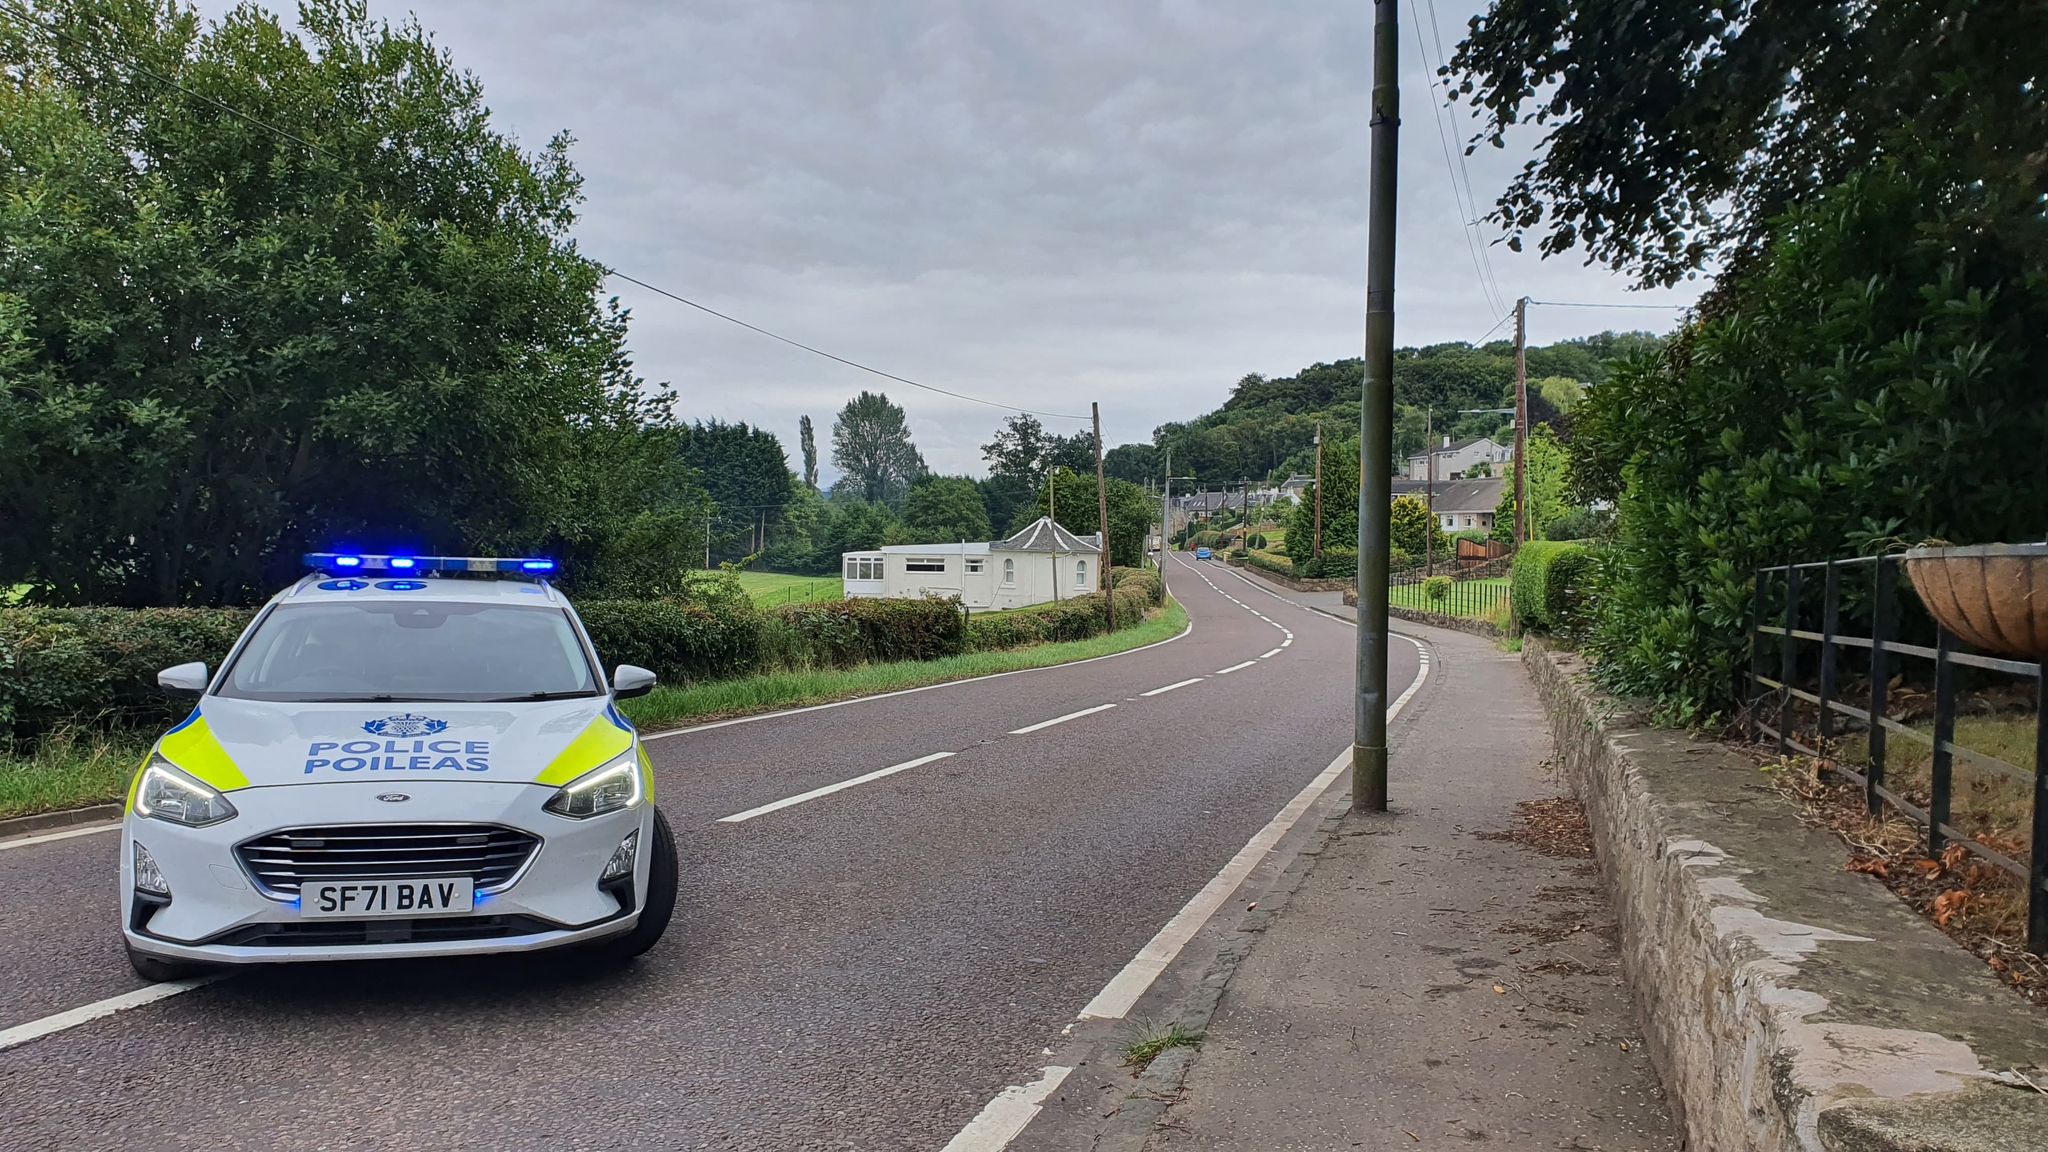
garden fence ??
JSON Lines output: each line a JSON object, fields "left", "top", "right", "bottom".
{"left": 1748, "top": 554, "right": 2047, "bottom": 953}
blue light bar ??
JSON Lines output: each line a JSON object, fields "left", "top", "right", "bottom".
{"left": 303, "top": 554, "right": 560, "bottom": 578}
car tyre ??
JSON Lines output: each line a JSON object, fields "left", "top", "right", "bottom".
{"left": 126, "top": 943, "right": 208, "bottom": 983}
{"left": 587, "top": 806, "right": 677, "bottom": 964}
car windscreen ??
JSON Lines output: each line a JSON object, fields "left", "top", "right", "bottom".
{"left": 218, "top": 601, "right": 600, "bottom": 703}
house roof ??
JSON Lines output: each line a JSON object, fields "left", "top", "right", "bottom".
{"left": 993, "top": 516, "right": 1103, "bottom": 553}
{"left": 1430, "top": 477, "right": 1505, "bottom": 512}
{"left": 1386, "top": 476, "right": 1504, "bottom": 512}
{"left": 1408, "top": 436, "right": 1500, "bottom": 459}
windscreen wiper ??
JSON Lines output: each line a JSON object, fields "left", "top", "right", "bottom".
{"left": 486, "top": 690, "right": 600, "bottom": 702}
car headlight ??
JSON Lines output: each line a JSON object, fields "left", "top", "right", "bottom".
{"left": 543, "top": 751, "right": 643, "bottom": 819}
{"left": 135, "top": 756, "right": 238, "bottom": 827}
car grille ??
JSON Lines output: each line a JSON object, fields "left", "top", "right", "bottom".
{"left": 235, "top": 824, "right": 540, "bottom": 898}
{"left": 204, "top": 914, "right": 559, "bottom": 948}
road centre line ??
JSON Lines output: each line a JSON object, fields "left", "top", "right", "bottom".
{"left": 1008, "top": 703, "right": 1116, "bottom": 735}
{"left": 1075, "top": 629, "right": 1432, "bottom": 1023}
{"left": 1214, "top": 660, "right": 1257, "bottom": 675}
{"left": 0, "top": 974, "right": 228, "bottom": 1053}
{"left": 940, "top": 1065, "right": 1074, "bottom": 1152}
{"left": 717, "top": 752, "right": 954, "bottom": 824}
{"left": 1259, "top": 648, "right": 1282, "bottom": 659}
{"left": 0, "top": 822, "right": 119, "bottom": 851}
{"left": 1140, "top": 677, "right": 1205, "bottom": 697}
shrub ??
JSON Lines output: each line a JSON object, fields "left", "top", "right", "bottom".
{"left": 1423, "top": 575, "right": 1452, "bottom": 603}
{"left": 1243, "top": 551, "right": 1294, "bottom": 579}
{"left": 1509, "top": 541, "right": 1591, "bottom": 632}
{"left": 769, "top": 596, "right": 965, "bottom": 668}
{"left": 0, "top": 606, "right": 255, "bottom": 739}
{"left": 1542, "top": 507, "right": 1609, "bottom": 541}
{"left": 576, "top": 597, "right": 760, "bottom": 684}
{"left": 964, "top": 569, "right": 1160, "bottom": 652}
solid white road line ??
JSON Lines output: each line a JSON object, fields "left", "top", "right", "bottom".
{"left": 0, "top": 975, "right": 226, "bottom": 1052}
{"left": 642, "top": 614, "right": 1192, "bottom": 743}
{"left": 1140, "top": 678, "right": 1205, "bottom": 698}
{"left": 1008, "top": 703, "right": 1116, "bottom": 736}
{"left": 0, "top": 822, "right": 120, "bottom": 851}
{"left": 717, "top": 752, "right": 954, "bottom": 824}
{"left": 940, "top": 1065, "right": 1074, "bottom": 1152}
{"left": 1214, "top": 660, "right": 1257, "bottom": 675}
{"left": 1258, "top": 648, "right": 1282, "bottom": 659}
{"left": 1076, "top": 631, "right": 1432, "bottom": 1022}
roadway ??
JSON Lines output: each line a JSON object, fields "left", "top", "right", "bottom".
{"left": 0, "top": 554, "right": 1421, "bottom": 1151}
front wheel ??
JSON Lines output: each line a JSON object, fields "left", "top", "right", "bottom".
{"left": 586, "top": 806, "right": 677, "bottom": 963}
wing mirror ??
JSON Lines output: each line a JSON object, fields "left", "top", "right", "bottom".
{"left": 158, "top": 661, "right": 209, "bottom": 694}
{"left": 611, "top": 664, "right": 657, "bottom": 700}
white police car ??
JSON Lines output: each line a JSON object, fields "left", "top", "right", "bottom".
{"left": 121, "top": 554, "right": 676, "bottom": 979}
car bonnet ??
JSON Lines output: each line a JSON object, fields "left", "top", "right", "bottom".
{"left": 150, "top": 696, "right": 635, "bottom": 792}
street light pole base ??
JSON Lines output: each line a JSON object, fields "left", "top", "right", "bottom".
{"left": 1352, "top": 743, "right": 1388, "bottom": 812}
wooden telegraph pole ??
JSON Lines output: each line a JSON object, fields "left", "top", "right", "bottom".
{"left": 1513, "top": 296, "right": 1529, "bottom": 547}
{"left": 1092, "top": 402, "right": 1114, "bottom": 629}
{"left": 1313, "top": 421, "right": 1324, "bottom": 558}
{"left": 1424, "top": 407, "right": 1434, "bottom": 574}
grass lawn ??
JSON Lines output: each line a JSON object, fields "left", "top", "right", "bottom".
{"left": 0, "top": 729, "right": 147, "bottom": 821}
{"left": 1387, "top": 576, "right": 1509, "bottom": 619}
{"left": 621, "top": 597, "right": 1188, "bottom": 730}
{"left": 733, "top": 570, "right": 842, "bottom": 606}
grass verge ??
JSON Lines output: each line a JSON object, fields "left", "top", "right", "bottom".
{"left": 0, "top": 728, "right": 147, "bottom": 821}
{"left": 619, "top": 597, "right": 1188, "bottom": 731}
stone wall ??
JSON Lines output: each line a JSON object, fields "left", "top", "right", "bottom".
{"left": 1523, "top": 638, "right": 2048, "bottom": 1152}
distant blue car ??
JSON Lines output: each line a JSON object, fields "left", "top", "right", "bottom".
{"left": 1194, "top": 547, "right": 1212, "bottom": 560}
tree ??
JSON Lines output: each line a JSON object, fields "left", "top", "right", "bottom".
{"left": 1491, "top": 424, "right": 1572, "bottom": 544}
{"left": 679, "top": 421, "right": 794, "bottom": 563}
{"left": 1390, "top": 496, "right": 1449, "bottom": 560}
{"left": 982, "top": 414, "right": 1051, "bottom": 488}
{"left": 1447, "top": 1, "right": 2043, "bottom": 285}
{"left": 1102, "top": 442, "right": 1159, "bottom": 485}
{"left": 1034, "top": 472, "right": 1155, "bottom": 568}
{"left": 0, "top": 0, "right": 696, "bottom": 605}
{"left": 1285, "top": 439, "right": 1359, "bottom": 564}
{"left": 798, "top": 415, "right": 819, "bottom": 489}
{"left": 903, "top": 476, "right": 991, "bottom": 543}
{"left": 830, "top": 391, "right": 925, "bottom": 506}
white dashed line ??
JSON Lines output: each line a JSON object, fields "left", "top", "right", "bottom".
{"left": 0, "top": 822, "right": 120, "bottom": 851}
{"left": 717, "top": 752, "right": 954, "bottom": 823}
{"left": 1008, "top": 703, "right": 1117, "bottom": 735}
{"left": 941, "top": 1065, "right": 1074, "bottom": 1152}
{"left": 1140, "top": 678, "right": 1206, "bottom": 697}
{"left": 1258, "top": 648, "right": 1282, "bottom": 659}
{"left": 0, "top": 975, "right": 227, "bottom": 1052}
{"left": 1214, "top": 660, "right": 1258, "bottom": 675}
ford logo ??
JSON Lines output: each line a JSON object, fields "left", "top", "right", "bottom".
{"left": 374, "top": 793, "right": 411, "bottom": 803}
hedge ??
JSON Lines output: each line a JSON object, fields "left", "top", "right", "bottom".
{"left": 0, "top": 607, "right": 255, "bottom": 739}
{"left": 964, "top": 568, "right": 1161, "bottom": 652}
{"left": 2, "top": 568, "right": 1165, "bottom": 744}
{"left": 1243, "top": 551, "right": 1294, "bottom": 579}
{"left": 1509, "top": 541, "right": 1595, "bottom": 633}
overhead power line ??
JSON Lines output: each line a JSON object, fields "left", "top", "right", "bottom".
{"left": 1408, "top": 0, "right": 1504, "bottom": 318}
{"left": 4, "top": 2, "right": 1092, "bottom": 426}
{"left": 1526, "top": 299, "right": 1691, "bottom": 310}
{"left": 603, "top": 270, "right": 1091, "bottom": 423}
{"left": 1465, "top": 307, "right": 1518, "bottom": 346}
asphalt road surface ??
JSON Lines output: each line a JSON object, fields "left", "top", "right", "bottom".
{"left": 0, "top": 555, "right": 1419, "bottom": 1151}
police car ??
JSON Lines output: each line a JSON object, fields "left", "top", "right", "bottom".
{"left": 121, "top": 554, "right": 676, "bottom": 979}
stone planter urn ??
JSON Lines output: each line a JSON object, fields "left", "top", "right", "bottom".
{"left": 1902, "top": 542, "right": 2048, "bottom": 659}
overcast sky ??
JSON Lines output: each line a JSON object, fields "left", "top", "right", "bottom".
{"left": 320, "top": 2, "right": 1703, "bottom": 477}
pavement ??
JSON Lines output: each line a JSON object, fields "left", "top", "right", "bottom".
{"left": 1035, "top": 580, "right": 1681, "bottom": 1151}
{"left": 0, "top": 553, "right": 1417, "bottom": 1150}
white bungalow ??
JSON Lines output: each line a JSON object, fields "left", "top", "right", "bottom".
{"left": 842, "top": 517, "right": 1105, "bottom": 610}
